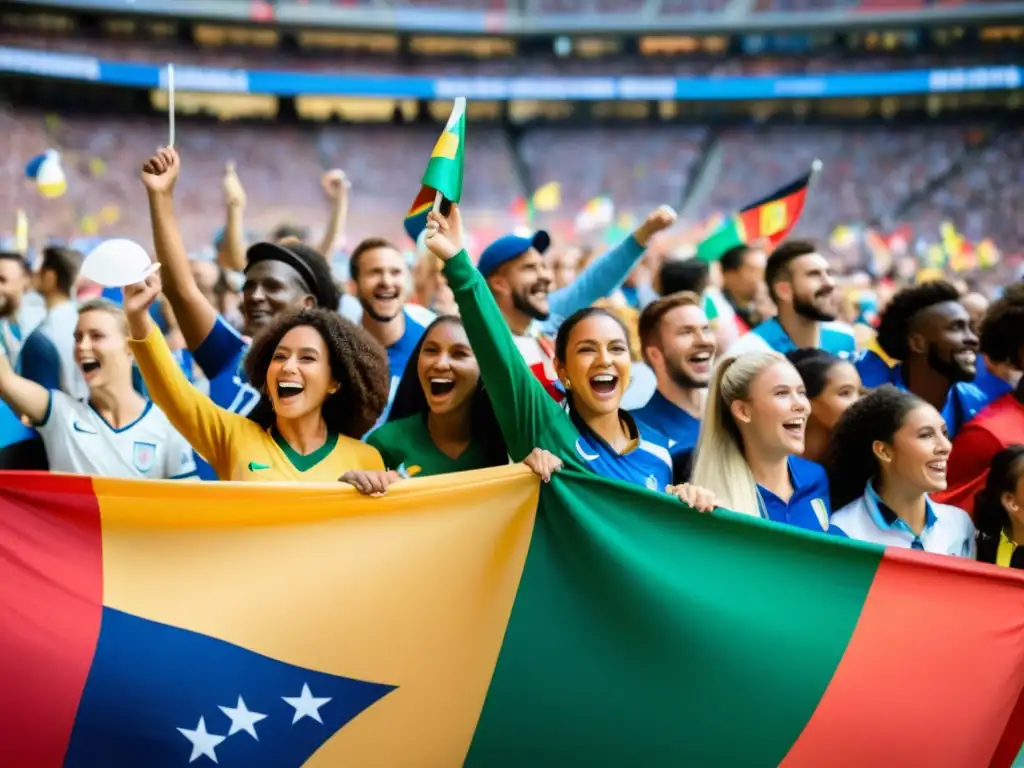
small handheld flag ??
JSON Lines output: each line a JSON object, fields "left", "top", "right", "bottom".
{"left": 696, "top": 160, "right": 821, "bottom": 263}
{"left": 24, "top": 150, "right": 67, "bottom": 199}
{"left": 404, "top": 97, "right": 466, "bottom": 240}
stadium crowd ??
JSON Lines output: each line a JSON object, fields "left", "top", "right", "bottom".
{"left": 1, "top": 101, "right": 1024, "bottom": 571}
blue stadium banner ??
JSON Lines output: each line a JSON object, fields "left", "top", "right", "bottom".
{"left": 0, "top": 46, "right": 1020, "bottom": 101}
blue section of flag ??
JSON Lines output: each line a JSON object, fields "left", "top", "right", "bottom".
{"left": 64, "top": 607, "right": 396, "bottom": 767}
{"left": 404, "top": 207, "right": 430, "bottom": 241}
{"left": 24, "top": 153, "right": 45, "bottom": 179}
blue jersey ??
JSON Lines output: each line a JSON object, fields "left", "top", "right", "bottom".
{"left": 368, "top": 310, "right": 430, "bottom": 434}
{"left": 569, "top": 408, "right": 674, "bottom": 493}
{"left": 973, "top": 356, "right": 1014, "bottom": 402}
{"left": 756, "top": 456, "right": 832, "bottom": 533}
{"left": 631, "top": 391, "right": 701, "bottom": 455}
{"left": 872, "top": 362, "right": 989, "bottom": 437}
{"left": 854, "top": 348, "right": 893, "bottom": 388}
{"left": 190, "top": 315, "right": 262, "bottom": 479}
{"left": 728, "top": 317, "right": 857, "bottom": 359}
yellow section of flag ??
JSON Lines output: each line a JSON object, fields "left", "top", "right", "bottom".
{"left": 432, "top": 131, "right": 460, "bottom": 161}
{"left": 93, "top": 465, "right": 541, "bottom": 766}
{"left": 532, "top": 182, "right": 561, "bottom": 212}
{"left": 759, "top": 200, "right": 788, "bottom": 237}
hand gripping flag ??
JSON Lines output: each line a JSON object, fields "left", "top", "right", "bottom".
{"left": 3, "top": 467, "right": 1024, "bottom": 767}
{"left": 404, "top": 97, "right": 466, "bottom": 240}
{"left": 697, "top": 160, "right": 820, "bottom": 263}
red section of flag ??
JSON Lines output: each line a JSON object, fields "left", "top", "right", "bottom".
{"left": 781, "top": 548, "right": 1024, "bottom": 767}
{"left": 736, "top": 171, "right": 812, "bottom": 250}
{"left": 0, "top": 472, "right": 103, "bottom": 767}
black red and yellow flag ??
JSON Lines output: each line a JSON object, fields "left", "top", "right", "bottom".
{"left": 696, "top": 162, "right": 820, "bottom": 263}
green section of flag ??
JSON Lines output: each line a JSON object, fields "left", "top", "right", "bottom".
{"left": 696, "top": 217, "right": 745, "bottom": 263}
{"left": 421, "top": 98, "right": 466, "bottom": 203}
{"left": 465, "top": 471, "right": 881, "bottom": 766}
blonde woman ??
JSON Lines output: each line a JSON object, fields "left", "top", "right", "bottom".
{"left": 691, "top": 351, "right": 833, "bottom": 532}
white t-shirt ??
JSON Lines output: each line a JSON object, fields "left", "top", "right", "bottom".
{"left": 36, "top": 390, "right": 197, "bottom": 479}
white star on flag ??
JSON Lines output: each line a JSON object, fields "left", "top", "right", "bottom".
{"left": 218, "top": 695, "right": 268, "bottom": 740}
{"left": 177, "top": 716, "right": 227, "bottom": 763}
{"left": 282, "top": 683, "right": 332, "bottom": 725}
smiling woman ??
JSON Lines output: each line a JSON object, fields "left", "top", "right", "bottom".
{"left": 123, "top": 273, "right": 392, "bottom": 486}
{"left": 421, "top": 204, "right": 716, "bottom": 514}
{"left": 367, "top": 316, "right": 510, "bottom": 478}
{"left": 826, "top": 385, "right": 976, "bottom": 556}
{"left": 691, "top": 352, "right": 834, "bottom": 532}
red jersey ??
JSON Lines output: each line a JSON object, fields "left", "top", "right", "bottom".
{"left": 936, "top": 393, "right": 1024, "bottom": 517}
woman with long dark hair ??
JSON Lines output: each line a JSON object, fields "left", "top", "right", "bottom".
{"left": 421, "top": 204, "right": 716, "bottom": 512}
{"left": 786, "top": 349, "right": 862, "bottom": 463}
{"left": 367, "top": 315, "right": 509, "bottom": 477}
{"left": 826, "top": 386, "right": 975, "bottom": 556}
{"left": 974, "top": 445, "right": 1024, "bottom": 568}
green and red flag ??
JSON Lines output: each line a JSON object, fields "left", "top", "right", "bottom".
{"left": 697, "top": 161, "right": 820, "bottom": 263}
{"left": 3, "top": 466, "right": 1024, "bottom": 766}
{"left": 404, "top": 97, "right": 466, "bottom": 241}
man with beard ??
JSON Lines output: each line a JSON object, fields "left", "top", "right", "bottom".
{"left": 632, "top": 292, "right": 715, "bottom": 455}
{"left": 726, "top": 240, "right": 855, "bottom": 358}
{"left": 141, "top": 146, "right": 340, "bottom": 479}
{"left": 477, "top": 206, "right": 676, "bottom": 400}
{"left": 938, "top": 283, "right": 1024, "bottom": 514}
{"left": 867, "top": 280, "right": 989, "bottom": 436}
{"left": 347, "top": 236, "right": 434, "bottom": 418}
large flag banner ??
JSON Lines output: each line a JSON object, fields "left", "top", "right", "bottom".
{"left": 404, "top": 97, "right": 467, "bottom": 240}
{"left": 697, "top": 163, "right": 819, "bottom": 262}
{"left": 3, "top": 466, "right": 1024, "bottom": 767}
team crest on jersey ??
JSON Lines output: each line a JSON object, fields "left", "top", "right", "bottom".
{"left": 645, "top": 475, "right": 659, "bottom": 491}
{"left": 132, "top": 441, "right": 157, "bottom": 473}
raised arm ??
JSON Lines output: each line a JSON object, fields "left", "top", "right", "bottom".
{"left": 547, "top": 205, "right": 676, "bottom": 321}
{"left": 318, "top": 169, "right": 350, "bottom": 258}
{"left": 141, "top": 147, "right": 219, "bottom": 352}
{"left": 0, "top": 345, "right": 50, "bottom": 425}
{"left": 123, "top": 274, "right": 236, "bottom": 477}
{"left": 428, "top": 206, "right": 564, "bottom": 462}
{"left": 216, "top": 162, "right": 248, "bottom": 273}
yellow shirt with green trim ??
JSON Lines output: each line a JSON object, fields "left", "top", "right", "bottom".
{"left": 129, "top": 326, "right": 384, "bottom": 482}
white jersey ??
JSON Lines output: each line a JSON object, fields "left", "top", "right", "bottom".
{"left": 36, "top": 390, "right": 198, "bottom": 479}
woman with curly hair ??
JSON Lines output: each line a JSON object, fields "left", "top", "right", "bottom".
{"left": 973, "top": 445, "right": 1024, "bottom": 568}
{"left": 123, "top": 273, "right": 392, "bottom": 486}
{"left": 368, "top": 315, "right": 509, "bottom": 477}
{"left": 826, "top": 385, "right": 975, "bottom": 556}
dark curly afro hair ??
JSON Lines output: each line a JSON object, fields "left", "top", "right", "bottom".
{"left": 875, "top": 280, "right": 960, "bottom": 362}
{"left": 823, "top": 384, "right": 924, "bottom": 511}
{"left": 980, "top": 282, "right": 1024, "bottom": 366}
{"left": 244, "top": 308, "right": 390, "bottom": 439}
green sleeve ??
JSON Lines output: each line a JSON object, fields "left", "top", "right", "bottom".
{"left": 443, "top": 249, "right": 570, "bottom": 462}
{"left": 366, "top": 427, "right": 400, "bottom": 471}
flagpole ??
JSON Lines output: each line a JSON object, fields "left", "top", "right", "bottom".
{"left": 167, "top": 63, "right": 175, "bottom": 147}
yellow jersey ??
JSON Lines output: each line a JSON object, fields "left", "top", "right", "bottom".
{"left": 130, "top": 327, "right": 385, "bottom": 482}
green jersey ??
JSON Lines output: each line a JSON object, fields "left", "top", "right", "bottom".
{"left": 367, "top": 413, "right": 494, "bottom": 478}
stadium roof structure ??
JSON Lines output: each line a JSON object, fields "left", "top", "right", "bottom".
{"left": 8, "top": 0, "right": 1024, "bottom": 35}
